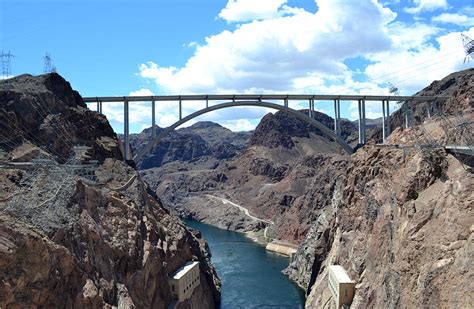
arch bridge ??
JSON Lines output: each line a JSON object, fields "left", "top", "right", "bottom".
{"left": 82, "top": 94, "right": 450, "bottom": 160}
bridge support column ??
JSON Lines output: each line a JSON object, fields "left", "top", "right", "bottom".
{"left": 404, "top": 102, "right": 410, "bottom": 129}
{"left": 334, "top": 99, "right": 340, "bottom": 136}
{"left": 96, "top": 101, "right": 102, "bottom": 114}
{"left": 124, "top": 99, "right": 130, "bottom": 161}
{"left": 382, "top": 100, "right": 387, "bottom": 143}
{"left": 206, "top": 96, "right": 209, "bottom": 108}
{"left": 308, "top": 99, "right": 312, "bottom": 118}
{"left": 358, "top": 100, "right": 362, "bottom": 144}
{"left": 386, "top": 100, "right": 390, "bottom": 136}
{"left": 362, "top": 98, "right": 366, "bottom": 144}
{"left": 284, "top": 98, "right": 288, "bottom": 108}
{"left": 179, "top": 98, "right": 182, "bottom": 120}
{"left": 152, "top": 100, "right": 156, "bottom": 138}
{"left": 358, "top": 99, "right": 367, "bottom": 144}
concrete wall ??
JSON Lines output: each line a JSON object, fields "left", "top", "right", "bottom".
{"left": 265, "top": 242, "right": 297, "bottom": 257}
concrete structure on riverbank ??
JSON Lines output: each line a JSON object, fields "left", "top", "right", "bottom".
{"left": 266, "top": 240, "right": 298, "bottom": 258}
{"left": 169, "top": 261, "right": 200, "bottom": 302}
{"left": 328, "top": 265, "right": 355, "bottom": 308}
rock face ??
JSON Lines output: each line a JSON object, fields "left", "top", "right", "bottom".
{"left": 0, "top": 74, "right": 122, "bottom": 163}
{"left": 250, "top": 109, "right": 358, "bottom": 149}
{"left": 0, "top": 74, "right": 221, "bottom": 308}
{"left": 288, "top": 145, "right": 473, "bottom": 309}
{"left": 284, "top": 68, "right": 474, "bottom": 308}
{"left": 131, "top": 122, "right": 252, "bottom": 170}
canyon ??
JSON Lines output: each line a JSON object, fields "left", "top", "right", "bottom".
{"left": 133, "top": 68, "right": 473, "bottom": 308}
{"left": 0, "top": 68, "right": 472, "bottom": 308}
{"left": 0, "top": 74, "right": 221, "bottom": 308}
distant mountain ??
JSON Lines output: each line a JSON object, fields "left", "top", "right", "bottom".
{"left": 131, "top": 122, "right": 252, "bottom": 169}
{"left": 250, "top": 109, "right": 358, "bottom": 149}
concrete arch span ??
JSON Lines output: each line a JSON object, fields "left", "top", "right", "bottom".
{"left": 153, "top": 101, "right": 354, "bottom": 154}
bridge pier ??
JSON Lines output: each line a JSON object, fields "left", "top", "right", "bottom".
{"left": 152, "top": 99, "right": 156, "bottom": 138}
{"left": 179, "top": 97, "right": 182, "bottom": 120}
{"left": 404, "top": 101, "right": 410, "bottom": 129}
{"left": 358, "top": 99, "right": 367, "bottom": 144}
{"left": 386, "top": 100, "right": 391, "bottom": 136}
{"left": 382, "top": 100, "right": 391, "bottom": 142}
{"left": 96, "top": 101, "right": 102, "bottom": 114}
{"left": 333, "top": 99, "right": 341, "bottom": 136}
{"left": 284, "top": 97, "right": 288, "bottom": 108}
{"left": 206, "top": 96, "right": 209, "bottom": 108}
{"left": 362, "top": 98, "right": 366, "bottom": 143}
{"left": 124, "top": 99, "right": 130, "bottom": 161}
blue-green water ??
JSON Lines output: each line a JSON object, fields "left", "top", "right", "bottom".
{"left": 185, "top": 220, "right": 305, "bottom": 308}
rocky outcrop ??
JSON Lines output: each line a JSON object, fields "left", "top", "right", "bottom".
{"left": 249, "top": 109, "right": 358, "bottom": 149}
{"left": 0, "top": 73, "right": 122, "bottom": 163}
{"left": 0, "top": 73, "right": 221, "bottom": 308}
{"left": 294, "top": 145, "right": 473, "bottom": 309}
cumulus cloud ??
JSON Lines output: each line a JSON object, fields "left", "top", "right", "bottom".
{"left": 129, "top": 0, "right": 472, "bottom": 131}
{"left": 432, "top": 13, "right": 474, "bottom": 27}
{"left": 404, "top": 0, "right": 448, "bottom": 14}
{"left": 218, "top": 0, "right": 289, "bottom": 23}
{"left": 139, "top": 0, "right": 395, "bottom": 96}
{"left": 364, "top": 26, "right": 474, "bottom": 96}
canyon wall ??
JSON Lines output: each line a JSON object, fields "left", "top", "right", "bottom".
{"left": 0, "top": 74, "right": 221, "bottom": 308}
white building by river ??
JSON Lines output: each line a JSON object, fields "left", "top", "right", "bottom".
{"left": 169, "top": 261, "right": 200, "bottom": 302}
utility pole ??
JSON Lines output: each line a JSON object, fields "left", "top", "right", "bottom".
{"left": 1, "top": 50, "right": 14, "bottom": 79}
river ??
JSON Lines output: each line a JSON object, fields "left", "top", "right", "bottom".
{"left": 185, "top": 220, "right": 305, "bottom": 308}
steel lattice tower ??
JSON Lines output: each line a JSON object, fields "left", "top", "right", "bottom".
{"left": 1, "top": 50, "right": 14, "bottom": 79}
{"left": 43, "top": 52, "right": 57, "bottom": 73}
{"left": 461, "top": 34, "right": 474, "bottom": 63}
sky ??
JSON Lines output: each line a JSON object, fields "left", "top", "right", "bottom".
{"left": 1, "top": 0, "right": 473, "bottom": 133}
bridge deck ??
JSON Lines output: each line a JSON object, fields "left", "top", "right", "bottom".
{"left": 82, "top": 94, "right": 449, "bottom": 103}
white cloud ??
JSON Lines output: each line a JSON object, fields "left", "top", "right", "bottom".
{"left": 404, "top": 0, "right": 448, "bottom": 14}
{"left": 364, "top": 27, "right": 474, "bottom": 96}
{"left": 129, "top": 88, "right": 154, "bottom": 96}
{"left": 139, "top": 0, "right": 395, "bottom": 95}
{"left": 220, "top": 119, "right": 260, "bottom": 131}
{"left": 218, "top": 0, "right": 289, "bottom": 23}
{"left": 432, "top": 13, "right": 474, "bottom": 27}
{"left": 129, "top": 0, "right": 473, "bottom": 131}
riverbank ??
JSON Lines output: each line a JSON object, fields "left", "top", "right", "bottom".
{"left": 199, "top": 195, "right": 299, "bottom": 258}
{"left": 185, "top": 219, "right": 305, "bottom": 308}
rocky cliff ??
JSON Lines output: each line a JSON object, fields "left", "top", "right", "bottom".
{"left": 284, "top": 68, "right": 473, "bottom": 308}
{"left": 0, "top": 74, "right": 221, "bottom": 308}
{"left": 135, "top": 68, "right": 473, "bottom": 308}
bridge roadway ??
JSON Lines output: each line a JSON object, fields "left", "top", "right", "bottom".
{"left": 82, "top": 94, "right": 450, "bottom": 160}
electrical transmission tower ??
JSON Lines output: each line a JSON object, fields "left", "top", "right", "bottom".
{"left": 461, "top": 34, "right": 474, "bottom": 63}
{"left": 1, "top": 50, "right": 15, "bottom": 79}
{"left": 387, "top": 82, "right": 400, "bottom": 96}
{"left": 43, "top": 52, "right": 57, "bottom": 73}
